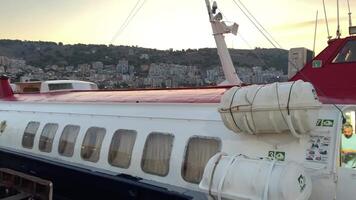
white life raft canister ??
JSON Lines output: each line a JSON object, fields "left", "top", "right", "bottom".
{"left": 218, "top": 80, "right": 321, "bottom": 137}
{"left": 199, "top": 154, "right": 312, "bottom": 200}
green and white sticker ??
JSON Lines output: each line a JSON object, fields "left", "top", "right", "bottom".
{"left": 312, "top": 60, "right": 323, "bottom": 68}
{"left": 316, "top": 119, "right": 334, "bottom": 127}
{"left": 268, "top": 151, "right": 286, "bottom": 161}
{"left": 268, "top": 151, "right": 275, "bottom": 158}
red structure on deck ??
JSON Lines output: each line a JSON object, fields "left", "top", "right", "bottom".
{"left": 291, "top": 36, "right": 356, "bottom": 104}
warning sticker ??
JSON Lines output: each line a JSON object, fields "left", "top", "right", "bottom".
{"left": 305, "top": 135, "right": 331, "bottom": 163}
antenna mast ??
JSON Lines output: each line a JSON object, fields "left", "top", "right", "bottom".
{"left": 313, "top": 10, "right": 318, "bottom": 56}
{"left": 322, "top": 0, "right": 331, "bottom": 40}
{"left": 347, "top": 0, "right": 352, "bottom": 28}
{"left": 204, "top": 0, "right": 242, "bottom": 85}
{"left": 348, "top": 0, "right": 356, "bottom": 35}
{"left": 336, "top": 0, "right": 341, "bottom": 38}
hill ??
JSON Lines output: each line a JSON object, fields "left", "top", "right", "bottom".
{"left": 0, "top": 39, "right": 288, "bottom": 73}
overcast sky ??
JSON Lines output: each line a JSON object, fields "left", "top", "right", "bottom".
{"left": 0, "top": 0, "right": 354, "bottom": 53}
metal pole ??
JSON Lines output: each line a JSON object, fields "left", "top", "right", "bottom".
{"left": 347, "top": 0, "right": 352, "bottom": 28}
{"left": 336, "top": 0, "right": 341, "bottom": 38}
{"left": 205, "top": 0, "right": 213, "bottom": 21}
{"left": 313, "top": 10, "right": 318, "bottom": 57}
{"left": 322, "top": 0, "right": 331, "bottom": 40}
{"left": 204, "top": 0, "right": 242, "bottom": 85}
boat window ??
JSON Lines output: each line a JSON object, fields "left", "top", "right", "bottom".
{"left": 22, "top": 121, "right": 40, "bottom": 149}
{"left": 141, "top": 132, "right": 174, "bottom": 176}
{"left": 39, "top": 123, "right": 58, "bottom": 153}
{"left": 23, "top": 87, "right": 40, "bottom": 93}
{"left": 341, "top": 110, "right": 356, "bottom": 168}
{"left": 81, "top": 127, "right": 106, "bottom": 163}
{"left": 108, "top": 129, "right": 137, "bottom": 168}
{"left": 90, "top": 84, "right": 98, "bottom": 90}
{"left": 333, "top": 40, "right": 356, "bottom": 63}
{"left": 182, "top": 137, "right": 221, "bottom": 184}
{"left": 48, "top": 83, "right": 73, "bottom": 91}
{"left": 58, "top": 125, "right": 80, "bottom": 157}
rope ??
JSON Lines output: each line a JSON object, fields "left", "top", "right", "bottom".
{"left": 285, "top": 81, "right": 303, "bottom": 138}
{"left": 231, "top": 0, "right": 279, "bottom": 48}
{"left": 217, "top": 155, "right": 239, "bottom": 200}
{"left": 229, "top": 87, "right": 243, "bottom": 131}
{"left": 234, "top": 0, "right": 282, "bottom": 48}
{"left": 208, "top": 153, "right": 224, "bottom": 200}
{"left": 249, "top": 85, "right": 265, "bottom": 134}
{"left": 275, "top": 82, "right": 288, "bottom": 128}
{"left": 110, "top": 0, "right": 148, "bottom": 44}
{"left": 286, "top": 81, "right": 297, "bottom": 115}
{"left": 262, "top": 160, "right": 276, "bottom": 200}
{"left": 237, "top": 33, "right": 270, "bottom": 70}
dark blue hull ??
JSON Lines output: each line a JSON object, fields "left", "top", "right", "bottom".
{"left": 0, "top": 148, "right": 193, "bottom": 200}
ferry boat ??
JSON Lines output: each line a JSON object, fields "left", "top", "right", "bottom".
{"left": 0, "top": 0, "right": 355, "bottom": 199}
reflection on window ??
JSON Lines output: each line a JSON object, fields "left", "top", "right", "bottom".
{"left": 81, "top": 127, "right": 106, "bottom": 162}
{"left": 333, "top": 40, "right": 356, "bottom": 63}
{"left": 108, "top": 129, "right": 137, "bottom": 168}
{"left": 141, "top": 132, "right": 174, "bottom": 176}
{"left": 39, "top": 123, "right": 58, "bottom": 152}
{"left": 182, "top": 137, "right": 221, "bottom": 183}
{"left": 341, "top": 111, "right": 356, "bottom": 168}
{"left": 22, "top": 122, "right": 40, "bottom": 149}
{"left": 58, "top": 125, "right": 80, "bottom": 157}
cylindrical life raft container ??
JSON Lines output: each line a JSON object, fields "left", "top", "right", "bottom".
{"left": 199, "top": 154, "right": 312, "bottom": 200}
{"left": 218, "top": 80, "right": 321, "bottom": 137}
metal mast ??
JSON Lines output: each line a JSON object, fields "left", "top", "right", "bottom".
{"left": 347, "top": 0, "right": 352, "bottom": 28}
{"left": 322, "top": 0, "right": 331, "bottom": 40}
{"left": 313, "top": 10, "right": 318, "bottom": 56}
{"left": 336, "top": 0, "right": 341, "bottom": 38}
{"left": 205, "top": 0, "right": 242, "bottom": 85}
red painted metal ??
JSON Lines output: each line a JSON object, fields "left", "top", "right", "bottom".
{"left": 291, "top": 36, "right": 356, "bottom": 104}
{"left": 2, "top": 87, "right": 230, "bottom": 104}
{"left": 0, "top": 76, "right": 13, "bottom": 98}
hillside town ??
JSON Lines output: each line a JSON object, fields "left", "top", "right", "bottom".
{"left": 0, "top": 55, "right": 288, "bottom": 88}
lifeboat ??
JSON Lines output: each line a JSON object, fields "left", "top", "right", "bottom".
{"left": 218, "top": 80, "right": 322, "bottom": 138}
{"left": 199, "top": 153, "right": 312, "bottom": 200}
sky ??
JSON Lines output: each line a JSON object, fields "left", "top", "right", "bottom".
{"left": 0, "top": 0, "right": 355, "bottom": 53}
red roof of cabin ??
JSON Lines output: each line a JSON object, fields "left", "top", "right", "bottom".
{"left": 1, "top": 87, "right": 230, "bottom": 104}
{"left": 291, "top": 36, "right": 356, "bottom": 104}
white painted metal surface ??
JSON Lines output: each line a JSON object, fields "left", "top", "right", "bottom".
{"left": 336, "top": 167, "right": 356, "bottom": 199}
{"left": 0, "top": 99, "right": 346, "bottom": 200}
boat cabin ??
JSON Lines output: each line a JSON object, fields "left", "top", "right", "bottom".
{"left": 291, "top": 36, "right": 356, "bottom": 104}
